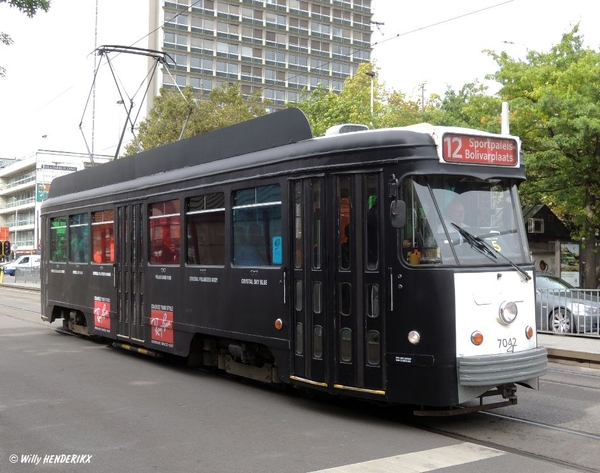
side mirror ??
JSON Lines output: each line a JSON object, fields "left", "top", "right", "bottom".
{"left": 390, "top": 200, "right": 406, "bottom": 229}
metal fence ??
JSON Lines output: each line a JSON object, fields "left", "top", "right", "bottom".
{"left": 14, "top": 267, "right": 41, "bottom": 285}
{"left": 537, "top": 288, "right": 600, "bottom": 337}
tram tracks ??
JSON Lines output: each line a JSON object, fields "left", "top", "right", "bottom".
{"left": 409, "top": 416, "right": 600, "bottom": 473}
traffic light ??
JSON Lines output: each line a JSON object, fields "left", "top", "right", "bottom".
{"left": 1, "top": 241, "right": 10, "bottom": 257}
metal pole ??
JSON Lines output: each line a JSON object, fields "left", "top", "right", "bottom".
{"left": 365, "top": 70, "right": 375, "bottom": 116}
{"left": 370, "top": 77, "right": 374, "bottom": 115}
{"left": 14, "top": 206, "right": 17, "bottom": 256}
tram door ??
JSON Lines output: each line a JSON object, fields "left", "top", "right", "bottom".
{"left": 116, "top": 203, "right": 145, "bottom": 343}
{"left": 291, "top": 173, "right": 384, "bottom": 393}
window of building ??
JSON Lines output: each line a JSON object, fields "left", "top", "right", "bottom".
{"left": 266, "top": 31, "right": 287, "bottom": 45}
{"left": 332, "top": 26, "right": 351, "bottom": 41}
{"left": 289, "top": 17, "right": 309, "bottom": 32}
{"left": 216, "top": 61, "right": 239, "bottom": 75}
{"left": 353, "top": 49, "right": 371, "bottom": 62}
{"left": 191, "top": 16, "right": 213, "bottom": 31}
{"left": 265, "top": 12, "right": 286, "bottom": 27}
{"left": 92, "top": 210, "right": 114, "bottom": 264}
{"left": 241, "top": 7, "right": 262, "bottom": 22}
{"left": 232, "top": 184, "right": 282, "bottom": 266}
{"left": 289, "top": 0, "right": 308, "bottom": 13}
{"left": 217, "top": 21, "right": 239, "bottom": 36}
{"left": 289, "top": 74, "right": 307, "bottom": 86}
{"left": 357, "top": 30, "right": 371, "bottom": 44}
{"left": 289, "top": 54, "right": 308, "bottom": 68}
{"left": 332, "top": 62, "right": 351, "bottom": 75}
{"left": 311, "top": 40, "right": 330, "bottom": 54}
{"left": 289, "top": 35, "right": 308, "bottom": 50}
{"left": 241, "top": 64, "right": 262, "bottom": 79}
{"left": 310, "top": 76, "right": 329, "bottom": 89}
{"left": 332, "top": 44, "right": 351, "bottom": 57}
{"left": 186, "top": 193, "right": 225, "bottom": 265}
{"left": 333, "top": 8, "right": 351, "bottom": 23}
{"left": 265, "top": 50, "right": 286, "bottom": 65}
{"left": 166, "top": 13, "right": 188, "bottom": 29}
{"left": 310, "top": 58, "right": 329, "bottom": 73}
{"left": 353, "top": 13, "right": 368, "bottom": 27}
{"left": 312, "top": 4, "right": 330, "bottom": 17}
{"left": 311, "top": 21, "right": 330, "bottom": 36}
{"left": 217, "top": 41, "right": 238, "bottom": 56}
{"left": 217, "top": 2, "right": 239, "bottom": 16}
{"left": 149, "top": 200, "right": 181, "bottom": 265}
{"left": 264, "top": 88, "right": 285, "bottom": 103}
{"left": 191, "top": 36, "right": 214, "bottom": 52}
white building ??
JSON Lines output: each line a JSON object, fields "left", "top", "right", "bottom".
{"left": 147, "top": 0, "right": 373, "bottom": 108}
{"left": 0, "top": 150, "right": 110, "bottom": 258}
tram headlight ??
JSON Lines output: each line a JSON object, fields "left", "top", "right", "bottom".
{"left": 498, "top": 301, "right": 518, "bottom": 325}
{"left": 407, "top": 330, "right": 420, "bottom": 345}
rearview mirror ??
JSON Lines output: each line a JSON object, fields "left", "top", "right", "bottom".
{"left": 390, "top": 200, "right": 406, "bottom": 229}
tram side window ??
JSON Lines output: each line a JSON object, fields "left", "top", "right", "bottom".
{"left": 50, "top": 216, "right": 67, "bottom": 262}
{"left": 69, "top": 213, "right": 90, "bottom": 263}
{"left": 186, "top": 193, "right": 225, "bottom": 265}
{"left": 232, "top": 184, "right": 282, "bottom": 266}
{"left": 365, "top": 175, "right": 379, "bottom": 270}
{"left": 92, "top": 210, "right": 115, "bottom": 264}
{"left": 400, "top": 177, "right": 440, "bottom": 265}
{"left": 149, "top": 200, "right": 181, "bottom": 265}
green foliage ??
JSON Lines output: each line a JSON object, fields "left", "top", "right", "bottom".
{"left": 290, "top": 62, "right": 385, "bottom": 135}
{"left": 5, "top": 0, "right": 50, "bottom": 17}
{"left": 124, "top": 83, "right": 268, "bottom": 155}
{"left": 1, "top": 0, "right": 50, "bottom": 76}
{"left": 490, "top": 27, "right": 600, "bottom": 232}
{"left": 435, "top": 82, "right": 503, "bottom": 131}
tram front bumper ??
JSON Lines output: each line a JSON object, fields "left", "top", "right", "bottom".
{"left": 457, "top": 346, "right": 548, "bottom": 387}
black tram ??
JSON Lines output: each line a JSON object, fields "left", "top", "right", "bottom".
{"left": 41, "top": 108, "right": 547, "bottom": 413}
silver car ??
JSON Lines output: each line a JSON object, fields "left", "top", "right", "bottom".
{"left": 535, "top": 274, "right": 600, "bottom": 334}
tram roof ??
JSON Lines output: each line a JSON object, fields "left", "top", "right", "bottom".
{"left": 46, "top": 108, "right": 439, "bottom": 201}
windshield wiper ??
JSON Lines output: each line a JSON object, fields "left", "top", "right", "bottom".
{"left": 450, "top": 223, "right": 531, "bottom": 282}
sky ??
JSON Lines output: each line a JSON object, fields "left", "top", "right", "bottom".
{"left": 0, "top": 0, "right": 599, "bottom": 160}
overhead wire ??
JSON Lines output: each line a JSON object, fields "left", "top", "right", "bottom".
{"left": 35, "top": 0, "right": 515, "bottom": 118}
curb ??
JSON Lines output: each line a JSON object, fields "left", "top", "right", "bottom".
{"left": 547, "top": 347, "right": 600, "bottom": 369}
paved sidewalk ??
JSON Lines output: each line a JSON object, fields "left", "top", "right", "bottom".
{"left": 538, "top": 333, "right": 600, "bottom": 369}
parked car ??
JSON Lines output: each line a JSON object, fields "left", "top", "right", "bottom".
{"left": 535, "top": 274, "right": 600, "bottom": 334}
{"left": 3, "top": 255, "right": 41, "bottom": 276}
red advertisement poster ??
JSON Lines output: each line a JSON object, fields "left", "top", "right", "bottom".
{"left": 150, "top": 305, "right": 174, "bottom": 346}
{"left": 93, "top": 296, "right": 111, "bottom": 332}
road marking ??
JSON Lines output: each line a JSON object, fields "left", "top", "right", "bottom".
{"left": 308, "top": 442, "right": 505, "bottom": 472}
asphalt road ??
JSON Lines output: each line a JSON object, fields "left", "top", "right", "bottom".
{"left": 1, "top": 287, "right": 599, "bottom": 473}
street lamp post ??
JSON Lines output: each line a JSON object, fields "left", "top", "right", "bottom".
{"left": 11, "top": 196, "right": 18, "bottom": 258}
{"left": 365, "top": 70, "right": 375, "bottom": 116}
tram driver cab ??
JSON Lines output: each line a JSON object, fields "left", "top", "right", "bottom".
{"left": 398, "top": 175, "right": 527, "bottom": 268}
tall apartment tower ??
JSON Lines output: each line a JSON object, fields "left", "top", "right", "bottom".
{"left": 148, "top": 0, "right": 373, "bottom": 109}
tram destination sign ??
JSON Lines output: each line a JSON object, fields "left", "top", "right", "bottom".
{"left": 442, "top": 133, "right": 518, "bottom": 166}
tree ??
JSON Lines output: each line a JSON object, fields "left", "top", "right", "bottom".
{"left": 0, "top": 0, "right": 50, "bottom": 77}
{"left": 490, "top": 26, "right": 600, "bottom": 287}
{"left": 290, "top": 62, "right": 385, "bottom": 135}
{"left": 435, "top": 82, "right": 502, "bottom": 131}
{"left": 124, "top": 83, "right": 268, "bottom": 155}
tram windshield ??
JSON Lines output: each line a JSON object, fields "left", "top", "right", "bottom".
{"left": 400, "top": 175, "right": 530, "bottom": 266}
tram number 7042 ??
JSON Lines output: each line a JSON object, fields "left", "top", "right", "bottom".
{"left": 498, "top": 337, "right": 517, "bottom": 353}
